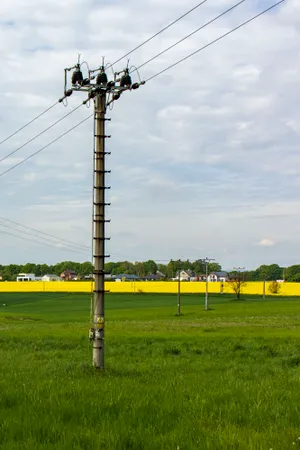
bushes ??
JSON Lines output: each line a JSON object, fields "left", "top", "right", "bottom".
{"left": 268, "top": 281, "right": 281, "bottom": 295}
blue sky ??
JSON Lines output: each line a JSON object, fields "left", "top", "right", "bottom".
{"left": 0, "top": 0, "right": 298, "bottom": 270}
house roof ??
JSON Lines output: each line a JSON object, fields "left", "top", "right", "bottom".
{"left": 62, "top": 269, "right": 77, "bottom": 275}
{"left": 115, "top": 273, "right": 139, "bottom": 279}
{"left": 143, "top": 273, "right": 163, "bottom": 280}
{"left": 43, "top": 274, "right": 58, "bottom": 277}
{"left": 210, "top": 271, "right": 228, "bottom": 277}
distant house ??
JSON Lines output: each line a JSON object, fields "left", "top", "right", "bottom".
{"left": 177, "top": 270, "right": 195, "bottom": 281}
{"left": 143, "top": 273, "right": 164, "bottom": 281}
{"left": 83, "top": 274, "right": 95, "bottom": 280}
{"left": 197, "top": 274, "right": 207, "bottom": 281}
{"left": 42, "top": 274, "right": 61, "bottom": 282}
{"left": 0, "top": 274, "right": 2, "bottom": 281}
{"left": 16, "top": 273, "right": 36, "bottom": 282}
{"left": 208, "top": 272, "right": 228, "bottom": 282}
{"left": 156, "top": 271, "right": 165, "bottom": 278}
{"left": 104, "top": 274, "right": 114, "bottom": 280}
{"left": 60, "top": 270, "right": 78, "bottom": 281}
{"left": 114, "top": 274, "right": 139, "bottom": 282}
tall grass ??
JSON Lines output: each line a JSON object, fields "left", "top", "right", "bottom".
{"left": 1, "top": 293, "right": 300, "bottom": 449}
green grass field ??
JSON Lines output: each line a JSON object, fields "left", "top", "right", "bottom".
{"left": 1, "top": 292, "right": 300, "bottom": 449}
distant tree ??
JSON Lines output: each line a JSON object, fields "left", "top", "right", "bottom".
{"left": 134, "top": 262, "right": 146, "bottom": 277}
{"left": 104, "top": 262, "right": 118, "bottom": 274}
{"left": 80, "top": 261, "right": 93, "bottom": 276}
{"left": 157, "top": 264, "right": 167, "bottom": 276}
{"left": 243, "top": 270, "right": 257, "bottom": 281}
{"left": 287, "top": 273, "right": 300, "bottom": 282}
{"left": 193, "top": 259, "right": 206, "bottom": 274}
{"left": 268, "top": 281, "right": 281, "bottom": 294}
{"left": 117, "top": 261, "right": 135, "bottom": 275}
{"left": 228, "top": 272, "right": 247, "bottom": 300}
{"left": 166, "top": 260, "right": 177, "bottom": 278}
{"left": 208, "top": 262, "right": 222, "bottom": 273}
{"left": 144, "top": 260, "right": 157, "bottom": 275}
{"left": 285, "top": 265, "right": 300, "bottom": 282}
{"left": 256, "top": 264, "right": 282, "bottom": 281}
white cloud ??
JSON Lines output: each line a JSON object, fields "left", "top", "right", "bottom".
{"left": 0, "top": 0, "right": 298, "bottom": 268}
{"left": 258, "top": 239, "right": 276, "bottom": 248}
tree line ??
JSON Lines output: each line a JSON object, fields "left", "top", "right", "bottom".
{"left": 0, "top": 259, "right": 221, "bottom": 281}
{"left": 0, "top": 260, "right": 300, "bottom": 282}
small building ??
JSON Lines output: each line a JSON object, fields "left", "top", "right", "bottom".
{"left": 0, "top": 274, "right": 2, "bottom": 281}
{"left": 197, "top": 274, "right": 207, "bottom": 281}
{"left": 42, "top": 274, "right": 61, "bottom": 282}
{"left": 60, "top": 269, "right": 78, "bottom": 281}
{"left": 143, "top": 273, "right": 164, "bottom": 281}
{"left": 16, "top": 273, "right": 36, "bottom": 282}
{"left": 177, "top": 270, "right": 195, "bottom": 281}
{"left": 83, "top": 274, "right": 95, "bottom": 280}
{"left": 114, "top": 274, "right": 139, "bottom": 282}
{"left": 208, "top": 271, "right": 228, "bottom": 282}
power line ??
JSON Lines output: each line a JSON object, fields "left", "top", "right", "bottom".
{"left": 108, "top": 0, "right": 209, "bottom": 68}
{"left": 0, "top": 229, "right": 89, "bottom": 255}
{"left": 0, "top": 103, "right": 83, "bottom": 164}
{"left": 0, "top": 1, "right": 207, "bottom": 163}
{"left": 146, "top": 0, "right": 285, "bottom": 82}
{"left": 0, "top": 216, "right": 90, "bottom": 252}
{"left": 0, "top": 2, "right": 210, "bottom": 146}
{"left": 0, "top": 101, "right": 58, "bottom": 146}
{"left": 133, "top": 0, "right": 246, "bottom": 73}
{"left": 0, "top": 113, "right": 93, "bottom": 178}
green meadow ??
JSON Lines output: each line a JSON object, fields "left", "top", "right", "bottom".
{"left": 1, "top": 292, "right": 300, "bottom": 449}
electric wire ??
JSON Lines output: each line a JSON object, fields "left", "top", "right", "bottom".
{"left": 132, "top": 0, "right": 247, "bottom": 73}
{"left": 0, "top": 222, "right": 89, "bottom": 255}
{"left": 107, "top": 0, "right": 209, "bottom": 68}
{"left": 146, "top": 0, "right": 285, "bottom": 82}
{"left": 0, "top": 101, "right": 58, "bottom": 146}
{"left": 0, "top": 229, "right": 90, "bottom": 255}
{"left": 0, "top": 113, "right": 93, "bottom": 178}
{"left": 0, "top": 103, "right": 83, "bottom": 164}
{"left": 0, "top": 216, "right": 90, "bottom": 252}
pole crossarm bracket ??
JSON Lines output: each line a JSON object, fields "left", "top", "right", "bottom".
{"left": 94, "top": 134, "right": 111, "bottom": 138}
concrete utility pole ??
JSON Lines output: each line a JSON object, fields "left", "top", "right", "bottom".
{"left": 93, "top": 92, "right": 106, "bottom": 369}
{"left": 177, "top": 261, "right": 181, "bottom": 316}
{"left": 59, "top": 56, "right": 144, "bottom": 369}
{"left": 202, "top": 257, "right": 214, "bottom": 311}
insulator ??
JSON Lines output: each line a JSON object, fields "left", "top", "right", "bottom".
{"left": 131, "top": 83, "right": 139, "bottom": 90}
{"left": 120, "top": 74, "right": 132, "bottom": 88}
{"left": 82, "top": 78, "right": 90, "bottom": 86}
{"left": 64, "top": 89, "right": 73, "bottom": 97}
{"left": 88, "top": 90, "right": 96, "bottom": 99}
{"left": 96, "top": 72, "right": 108, "bottom": 85}
{"left": 112, "top": 92, "right": 121, "bottom": 101}
{"left": 107, "top": 81, "right": 115, "bottom": 89}
{"left": 71, "top": 66, "right": 83, "bottom": 85}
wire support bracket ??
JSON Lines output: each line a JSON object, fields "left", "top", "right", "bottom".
{"left": 93, "top": 236, "right": 111, "bottom": 241}
{"left": 93, "top": 201, "right": 111, "bottom": 206}
{"left": 94, "top": 134, "right": 111, "bottom": 138}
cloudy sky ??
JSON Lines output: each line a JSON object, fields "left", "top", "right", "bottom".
{"left": 0, "top": 0, "right": 298, "bottom": 270}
